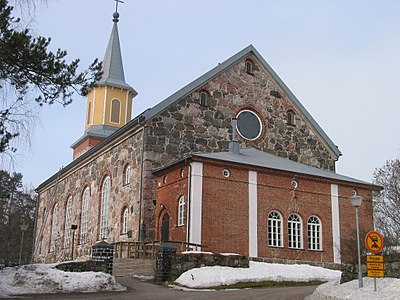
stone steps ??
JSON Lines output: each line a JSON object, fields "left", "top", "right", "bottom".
{"left": 112, "top": 258, "right": 155, "bottom": 277}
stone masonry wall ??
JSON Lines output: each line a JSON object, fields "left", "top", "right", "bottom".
{"left": 34, "top": 130, "right": 144, "bottom": 263}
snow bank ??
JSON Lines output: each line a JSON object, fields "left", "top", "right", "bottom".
{"left": 310, "top": 277, "right": 400, "bottom": 300}
{"left": 0, "top": 264, "right": 126, "bottom": 298}
{"left": 175, "top": 261, "right": 341, "bottom": 288}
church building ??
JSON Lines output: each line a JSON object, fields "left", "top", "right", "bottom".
{"left": 33, "top": 10, "right": 380, "bottom": 264}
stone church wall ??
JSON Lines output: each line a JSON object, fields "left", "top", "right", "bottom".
{"left": 34, "top": 130, "right": 144, "bottom": 263}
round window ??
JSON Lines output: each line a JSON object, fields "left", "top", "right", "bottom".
{"left": 236, "top": 110, "right": 262, "bottom": 140}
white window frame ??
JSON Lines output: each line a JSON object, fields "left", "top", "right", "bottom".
{"left": 288, "top": 213, "right": 303, "bottom": 249}
{"left": 63, "top": 197, "right": 73, "bottom": 249}
{"left": 100, "top": 176, "right": 111, "bottom": 240}
{"left": 122, "top": 207, "right": 129, "bottom": 234}
{"left": 268, "top": 211, "right": 283, "bottom": 247}
{"left": 178, "top": 196, "right": 185, "bottom": 226}
{"left": 308, "top": 215, "right": 322, "bottom": 251}
{"left": 124, "top": 164, "right": 131, "bottom": 185}
{"left": 50, "top": 204, "right": 59, "bottom": 252}
{"left": 80, "top": 187, "right": 90, "bottom": 244}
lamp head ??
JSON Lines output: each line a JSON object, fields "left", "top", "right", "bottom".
{"left": 350, "top": 195, "right": 363, "bottom": 207}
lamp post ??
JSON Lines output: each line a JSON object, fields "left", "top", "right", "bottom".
{"left": 18, "top": 225, "right": 29, "bottom": 265}
{"left": 350, "top": 195, "right": 363, "bottom": 288}
{"left": 70, "top": 224, "right": 78, "bottom": 260}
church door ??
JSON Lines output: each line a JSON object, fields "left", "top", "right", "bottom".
{"left": 161, "top": 213, "right": 170, "bottom": 241}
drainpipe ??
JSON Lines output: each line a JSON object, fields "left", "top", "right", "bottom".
{"left": 229, "top": 118, "right": 240, "bottom": 155}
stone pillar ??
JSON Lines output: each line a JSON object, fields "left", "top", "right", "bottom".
{"left": 92, "top": 241, "right": 114, "bottom": 274}
{"left": 155, "top": 243, "right": 177, "bottom": 281}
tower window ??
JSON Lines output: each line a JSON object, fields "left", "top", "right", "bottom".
{"left": 110, "top": 98, "right": 121, "bottom": 123}
{"left": 245, "top": 60, "right": 253, "bottom": 74}
{"left": 124, "top": 164, "right": 131, "bottom": 185}
{"left": 200, "top": 92, "right": 208, "bottom": 106}
{"left": 122, "top": 207, "right": 129, "bottom": 234}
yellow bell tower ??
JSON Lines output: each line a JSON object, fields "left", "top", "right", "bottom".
{"left": 72, "top": 10, "right": 137, "bottom": 159}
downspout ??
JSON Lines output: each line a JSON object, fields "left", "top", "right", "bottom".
{"left": 137, "top": 125, "right": 145, "bottom": 241}
{"left": 186, "top": 163, "right": 192, "bottom": 244}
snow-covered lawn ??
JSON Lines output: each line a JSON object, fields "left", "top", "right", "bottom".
{"left": 0, "top": 261, "right": 399, "bottom": 299}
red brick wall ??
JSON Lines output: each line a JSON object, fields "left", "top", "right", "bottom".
{"left": 155, "top": 160, "right": 375, "bottom": 264}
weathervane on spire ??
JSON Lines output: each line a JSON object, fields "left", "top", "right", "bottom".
{"left": 113, "top": 0, "right": 124, "bottom": 22}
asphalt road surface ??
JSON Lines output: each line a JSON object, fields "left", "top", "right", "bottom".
{"left": 15, "top": 277, "right": 318, "bottom": 300}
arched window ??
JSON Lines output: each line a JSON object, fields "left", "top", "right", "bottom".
{"left": 86, "top": 101, "right": 92, "bottom": 125}
{"left": 178, "top": 196, "right": 185, "bottom": 226}
{"left": 50, "top": 203, "right": 59, "bottom": 252}
{"left": 308, "top": 215, "right": 322, "bottom": 250}
{"left": 100, "top": 176, "right": 111, "bottom": 240}
{"left": 200, "top": 92, "right": 208, "bottom": 106}
{"left": 122, "top": 207, "right": 129, "bottom": 234}
{"left": 287, "top": 110, "right": 295, "bottom": 125}
{"left": 245, "top": 59, "right": 253, "bottom": 74}
{"left": 63, "top": 196, "right": 73, "bottom": 248}
{"left": 268, "top": 211, "right": 283, "bottom": 247}
{"left": 288, "top": 213, "right": 303, "bottom": 249}
{"left": 110, "top": 98, "right": 121, "bottom": 123}
{"left": 124, "top": 164, "right": 131, "bottom": 185}
{"left": 80, "top": 187, "right": 90, "bottom": 244}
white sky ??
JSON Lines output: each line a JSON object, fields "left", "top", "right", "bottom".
{"left": 1, "top": 261, "right": 399, "bottom": 299}
{"left": 7, "top": 0, "right": 400, "bottom": 187}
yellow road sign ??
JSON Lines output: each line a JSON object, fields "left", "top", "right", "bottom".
{"left": 367, "top": 269, "right": 384, "bottom": 278}
{"left": 366, "top": 255, "right": 384, "bottom": 263}
{"left": 367, "top": 262, "right": 384, "bottom": 270}
{"left": 365, "top": 231, "right": 384, "bottom": 253}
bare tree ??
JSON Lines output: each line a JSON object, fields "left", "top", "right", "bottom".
{"left": 373, "top": 159, "right": 400, "bottom": 246}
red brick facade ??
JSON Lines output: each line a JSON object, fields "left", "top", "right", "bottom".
{"left": 155, "top": 157, "right": 376, "bottom": 264}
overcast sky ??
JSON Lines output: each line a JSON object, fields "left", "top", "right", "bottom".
{"left": 7, "top": 0, "right": 400, "bottom": 187}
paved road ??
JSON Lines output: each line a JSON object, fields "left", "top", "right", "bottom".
{"left": 17, "top": 277, "right": 318, "bottom": 300}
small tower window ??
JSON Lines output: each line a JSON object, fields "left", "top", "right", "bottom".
{"left": 245, "top": 60, "right": 253, "bottom": 74}
{"left": 200, "top": 92, "right": 208, "bottom": 106}
{"left": 124, "top": 164, "right": 131, "bottom": 185}
{"left": 110, "top": 98, "right": 121, "bottom": 123}
{"left": 287, "top": 110, "right": 295, "bottom": 126}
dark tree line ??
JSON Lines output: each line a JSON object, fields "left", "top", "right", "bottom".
{"left": 0, "top": 169, "right": 35, "bottom": 265}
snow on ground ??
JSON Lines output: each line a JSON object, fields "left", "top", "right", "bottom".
{"left": 175, "top": 261, "right": 341, "bottom": 288}
{"left": 0, "top": 263, "right": 126, "bottom": 298}
{"left": 311, "top": 277, "right": 400, "bottom": 300}
{"left": 1, "top": 262, "right": 399, "bottom": 299}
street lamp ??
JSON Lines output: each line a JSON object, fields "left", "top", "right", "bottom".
{"left": 350, "top": 195, "right": 363, "bottom": 288}
{"left": 71, "top": 224, "right": 78, "bottom": 260}
{"left": 18, "top": 225, "right": 29, "bottom": 265}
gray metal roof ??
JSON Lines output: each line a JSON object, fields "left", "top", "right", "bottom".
{"left": 142, "top": 44, "right": 341, "bottom": 158}
{"left": 97, "top": 18, "right": 137, "bottom": 94}
{"left": 195, "top": 147, "right": 373, "bottom": 186}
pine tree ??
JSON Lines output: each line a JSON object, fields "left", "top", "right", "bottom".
{"left": 0, "top": 0, "right": 102, "bottom": 154}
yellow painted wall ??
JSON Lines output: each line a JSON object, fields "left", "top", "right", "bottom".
{"left": 85, "top": 86, "right": 133, "bottom": 131}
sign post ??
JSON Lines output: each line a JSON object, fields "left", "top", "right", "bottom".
{"left": 365, "top": 231, "right": 384, "bottom": 292}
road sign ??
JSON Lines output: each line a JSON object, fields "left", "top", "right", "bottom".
{"left": 367, "top": 262, "right": 384, "bottom": 270}
{"left": 367, "top": 255, "right": 384, "bottom": 263}
{"left": 365, "top": 231, "right": 384, "bottom": 253}
{"left": 367, "top": 269, "right": 385, "bottom": 278}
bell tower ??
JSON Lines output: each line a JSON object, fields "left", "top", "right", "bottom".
{"left": 71, "top": 6, "right": 137, "bottom": 159}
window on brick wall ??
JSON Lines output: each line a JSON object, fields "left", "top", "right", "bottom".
{"left": 63, "top": 196, "right": 73, "bottom": 249}
{"left": 80, "top": 187, "right": 90, "bottom": 244}
{"left": 268, "top": 211, "right": 283, "bottom": 247}
{"left": 178, "top": 196, "right": 185, "bottom": 226}
{"left": 50, "top": 203, "right": 59, "bottom": 252}
{"left": 307, "top": 215, "right": 322, "bottom": 251}
{"left": 288, "top": 213, "right": 303, "bottom": 249}
{"left": 100, "top": 176, "right": 111, "bottom": 240}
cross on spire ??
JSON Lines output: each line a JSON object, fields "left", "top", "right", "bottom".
{"left": 115, "top": 0, "right": 124, "bottom": 13}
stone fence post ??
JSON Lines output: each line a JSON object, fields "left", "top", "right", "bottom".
{"left": 92, "top": 241, "right": 114, "bottom": 274}
{"left": 155, "top": 243, "right": 177, "bottom": 281}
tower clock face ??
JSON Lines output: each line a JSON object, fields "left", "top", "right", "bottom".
{"left": 236, "top": 110, "right": 262, "bottom": 140}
